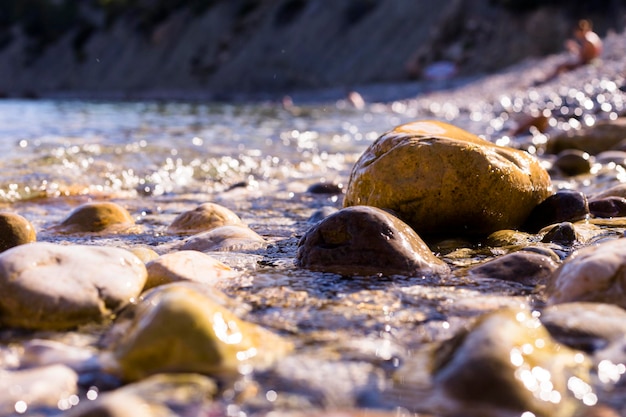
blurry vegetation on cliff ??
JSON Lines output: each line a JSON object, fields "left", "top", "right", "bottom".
{"left": 0, "top": 0, "right": 216, "bottom": 59}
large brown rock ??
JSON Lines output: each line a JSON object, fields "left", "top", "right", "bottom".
{"left": 344, "top": 120, "right": 552, "bottom": 237}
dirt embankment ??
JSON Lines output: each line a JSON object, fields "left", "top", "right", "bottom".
{"left": 0, "top": 0, "right": 623, "bottom": 100}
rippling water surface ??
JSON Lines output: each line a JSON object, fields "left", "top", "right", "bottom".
{"left": 4, "top": 36, "right": 626, "bottom": 416}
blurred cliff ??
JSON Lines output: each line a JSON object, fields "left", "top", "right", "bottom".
{"left": 0, "top": 0, "right": 624, "bottom": 100}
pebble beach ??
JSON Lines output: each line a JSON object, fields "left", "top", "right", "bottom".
{"left": 3, "top": 27, "right": 626, "bottom": 417}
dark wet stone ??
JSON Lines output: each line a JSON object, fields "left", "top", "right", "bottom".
{"left": 467, "top": 251, "right": 558, "bottom": 286}
{"left": 589, "top": 197, "right": 626, "bottom": 218}
{"left": 552, "top": 150, "right": 593, "bottom": 176}
{"left": 307, "top": 206, "right": 339, "bottom": 223}
{"left": 0, "top": 212, "right": 36, "bottom": 252}
{"left": 541, "top": 222, "right": 579, "bottom": 245}
{"left": 520, "top": 246, "right": 561, "bottom": 262}
{"left": 540, "top": 302, "right": 626, "bottom": 352}
{"left": 522, "top": 190, "right": 589, "bottom": 233}
{"left": 306, "top": 182, "right": 344, "bottom": 194}
{"left": 296, "top": 205, "right": 449, "bottom": 276}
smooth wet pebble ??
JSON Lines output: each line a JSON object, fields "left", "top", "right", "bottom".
{"left": 522, "top": 189, "right": 589, "bottom": 233}
{"left": 553, "top": 149, "right": 593, "bottom": 177}
{"left": 546, "top": 237, "right": 626, "bottom": 307}
{"left": 166, "top": 202, "right": 244, "bottom": 235}
{"left": 306, "top": 181, "right": 344, "bottom": 195}
{"left": 589, "top": 197, "right": 626, "bottom": 218}
{"left": 0, "top": 242, "right": 147, "bottom": 330}
{"left": 540, "top": 221, "right": 580, "bottom": 245}
{"left": 395, "top": 307, "right": 591, "bottom": 417}
{"left": 0, "top": 212, "right": 36, "bottom": 252}
{"left": 343, "top": 120, "right": 552, "bottom": 237}
{"left": 180, "top": 224, "right": 265, "bottom": 252}
{"left": 296, "top": 205, "right": 449, "bottom": 277}
{"left": 108, "top": 283, "right": 292, "bottom": 381}
{"left": 66, "top": 373, "right": 216, "bottom": 417}
{"left": 467, "top": 250, "right": 559, "bottom": 286}
{"left": 540, "top": 302, "right": 626, "bottom": 352}
{"left": 0, "top": 364, "right": 78, "bottom": 415}
{"left": 144, "top": 250, "right": 235, "bottom": 290}
{"left": 52, "top": 201, "right": 136, "bottom": 234}
{"left": 307, "top": 206, "right": 339, "bottom": 224}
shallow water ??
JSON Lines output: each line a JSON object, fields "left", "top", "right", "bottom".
{"left": 3, "top": 31, "right": 626, "bottom": 417}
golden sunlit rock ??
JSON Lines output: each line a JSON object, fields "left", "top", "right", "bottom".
{"left": 110, "top": 283, "right": 293, "bottom": 382}
{"left": 344, "top": 120, "right": 552, "bottom": 237}
{"left": 52, "top": 201, "right": 136, "bottom": 234}
{"left": 167, "top": 202, "right": 244, "bottom": 235}
{"left": 395, "top": 307, "right": 592, "bottom": 417}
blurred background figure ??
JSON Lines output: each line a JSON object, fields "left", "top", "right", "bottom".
{"left": 544, "top": 19, "right": 603, "bottom": 82}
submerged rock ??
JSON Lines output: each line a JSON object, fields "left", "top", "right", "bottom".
{"left": 0, "top": 364, "right": 78, "bottom": 416}
{"left": 180, "top": 225, "right": 265, "bottom": 252}
{"left": 144, "top": 250, "right": 235, "bottom": 290}
{"left": 343, "top": 120, "right": 552, "bottom": 237}
{"left": 545, "top": 238, "right": 626, "bottom": 308}
{"left": 109, "top": 283, "right": 293, "bottom": 381}
{"left": 296, "top": 205, "right": 449, "bottom": 276}
{"left": 52, "top": 201, "right": 136, "bottom": 234}
{"left": 0, "top": 242, "right": 147, "bottom": 330}
{"left": 307, "top": 206, "right": 339, "bottom": 224}
{"left": 0, "top": 212, "right": 36, "bottom": 252}
{"left": 166, "top": 202, "right": 244, "bottom": 235}
{"left": 66, "top": 373, "right": 216, "bottom": 417}
{"left": 467, "top": 250, "right": 559, "bottom": 286}
{"left": 395, "top": 307, "right": 592, "bottom": 417}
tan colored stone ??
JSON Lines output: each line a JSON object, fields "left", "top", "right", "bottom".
{"left": 344, "top": 120, "right": 552, "bottom": 237}
{"left": 167, "top": 202, "right": 244, "bottom": 235}
{"left": 129, "top": 246, "right": 160, "bottom": 263}
{"left": 180, "top": 225, "right": 265, "bottom": 252}
{"left": 0, "top": 242, "right": 147, "bottom": 330}
{"left": 0, "top": 212, "right": 36, "bottom": 252}
{"left": 0, "top": 365, "right": 78, "bottom": 415}
{"left": 145, "top": 250, "right": 234, "bottom": 290}
{"left": 546, "top": 238, "right": 626, "bottom": 307}
{"left": 52, "top": 201, "right": 135, "bottom": 234}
